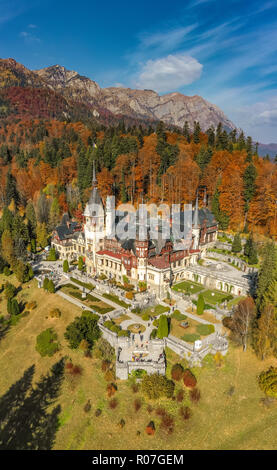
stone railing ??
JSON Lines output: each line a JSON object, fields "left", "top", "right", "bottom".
{"left": 165, "top": 332, "right": 228, "bottom": 363}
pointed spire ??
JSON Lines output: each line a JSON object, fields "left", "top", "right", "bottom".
{"left": 193, "top": 193, "right": 199, "bottom": 227}
{"left": 203, "top": 187, "right": 207, "bottom": 207}
{"left": 92, "top": 160, "right": 97, "bottom": 187}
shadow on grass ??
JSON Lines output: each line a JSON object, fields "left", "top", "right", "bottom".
{"left": 0, "top": 323, "right": 10, "bottom": 343}
{"left": 0, "top": 358, "right": 64, "bottom": 450}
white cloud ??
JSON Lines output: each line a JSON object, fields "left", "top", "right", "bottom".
{"left": 138, "top": 24, "right": 198, "bottom": 51}
{"left": 135, "top": 53, "right": 203, "bottom": 93}
{"left": 19, "top": 30, "right": 40, "bottom": 43}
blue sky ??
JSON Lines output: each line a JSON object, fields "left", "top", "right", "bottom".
{"left": 1, "top": 0, "right": 277, "bottom": 142}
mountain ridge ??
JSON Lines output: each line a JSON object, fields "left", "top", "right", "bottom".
{"left": 1, "top": 58, "right": 239, "bottom": 133}
{"left": 35, "top": 63, "right": 237, "bottom": 132}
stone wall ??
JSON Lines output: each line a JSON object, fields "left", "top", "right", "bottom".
{"left": 165, "top": 332, "right": 228, "bottom": 366}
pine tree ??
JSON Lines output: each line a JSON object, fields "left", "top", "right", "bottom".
{"left": 43, "top": 277, "right": 49, "bottom": 291}
{"left": 212, "top": 182, "right": 230, "bottom": 230}
{"left": 193, "top": 121, "right": 201, "bottom": 144}
{"left": 207, "top": 126, "right": 215, "bottom": 147}
{"left": 243, "top": 162, "right": 257, "bottom": 213}
{"left": 183, "top": 121, "right": 190, "bottom": 142}
{"left": 78, "top": 256, "right": 84, "bottom": 271}
{"left": 63, "top": 259, "right": 69, "bottom": 273}
{"left": 5, "top": 170, "right": 19, "bottom": 206}
{"left": 36, "top": 223, "right": 49, "bottom": 249}
{"left": 232, "top": 233, "right": 242, "bottom": 253}
{"left": 256, "top": 243, "right": 277, "bottom": 310}
{"left": 48, "top": 280, "right": 55, "bottom": 293}
{"left": 49, "top": 198, "right": 60, "bottom": 231}
{"left": 197, "top": 293, "right": 205, "bottom": 315}
{"left": 1, "top": 229, "right": 15, "bottom": 265}
{"left": 195, "top": 146, "right": 212, "bottom": 172}
{"left": 26, "top": 201, "right": 37, "bottom": 238}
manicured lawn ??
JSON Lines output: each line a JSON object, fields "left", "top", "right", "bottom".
{"left": 61, "top": 284, "right": 114, "bottom": 314}
{"left": 113, "top": 314, "right": 131, "bottom": 325}
{"left": 102, "top": 293, "right": 130, "bottom": 308}
{"left": 127, "top": 323, "right": 146, "bottom": 334}
{"left": 202, "top": 290, "right": 233, "bottom": 305}
{"left": 1, "top": 280, "right": 277, "bottom": 450}
{"left": 227, "top": 296, "right": 246, "bottom": 310}
{"left": 141, "top": 304, "right": 170, "bottom": 317}
{"left": 173, "top": 281, "right": 203, "bottom": 295}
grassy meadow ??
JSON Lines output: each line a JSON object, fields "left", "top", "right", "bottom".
{"left": 0, "top": 276, "right": 277, "bottom": 450}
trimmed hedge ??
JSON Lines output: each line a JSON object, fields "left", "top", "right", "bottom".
{"left": 102, "top": 293, "right": 129, "bottom": 308}
{"left": 70, "top": 277, "right": 95, "bottom": 290}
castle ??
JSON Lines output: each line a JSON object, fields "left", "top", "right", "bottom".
{"left": 51, "top": 168, "right": 218, "bottom": 297}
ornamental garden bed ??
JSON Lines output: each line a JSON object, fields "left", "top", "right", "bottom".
{"left": 172, "top": 281, "right": 204, "bottom": 295}
{"left": 61, "top": 284, "right": 114, "bottom": 314}
{"left": 70, "top": 277, "right": 95, "bottom": 291}
{"left": 170, "top": 317, "right": 215, "bottom": 342}
{"left": 102, "top": 293, "right": 130, "bottom": 308}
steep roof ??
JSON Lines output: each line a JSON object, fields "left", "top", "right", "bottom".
{"left": 55, "top": 221, "right": 79, "bottom": 240}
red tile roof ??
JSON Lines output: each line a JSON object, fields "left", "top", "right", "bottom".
{"left": 148, "top": 258, "right": 170, "bottom": 269}
{"left": 96, "top": 250, "right": 122, "bottom": 260}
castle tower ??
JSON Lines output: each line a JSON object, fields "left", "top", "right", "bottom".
{"left": 192, "top": 194, "right": 200, "bottom": 250}
{"left": 106, "top": 195, "right": 115, "bottom": 239}
{"left": 83, "top": 161, "right": 105, "bottom": 269}
{"left": 135, "top": 224, "right": 148, "bottom": 283}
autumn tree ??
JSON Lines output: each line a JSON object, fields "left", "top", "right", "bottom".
{"left": 253, "top": 305, "right": 277, "bottom": 360}
{"left": 232, "top": 297, "right": 256, "bottom": 351}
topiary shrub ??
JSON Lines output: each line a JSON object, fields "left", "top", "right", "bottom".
{"left": 171, "top": 363, "right": 184, "bottom": 381}
{"left": 141, "top": 373, "right": 175, "bottom": 400}
{"left": 145, "top": 421, "right": 155, "bottom": 435}
{"left": 36, "top": 328, "right": 59, "bottom": 357}
{"left": 183, "top": 369, "right": 197, "bottom": 389}
{"left": 197, "top": 293, "right": 205, "bottom": 315}
{"left": 258, "top": 367, "right": 277, "bottom": 398}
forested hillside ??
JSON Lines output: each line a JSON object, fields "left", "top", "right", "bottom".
{"left": 0, "top": 118, "right": 276, "bottom": 243}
